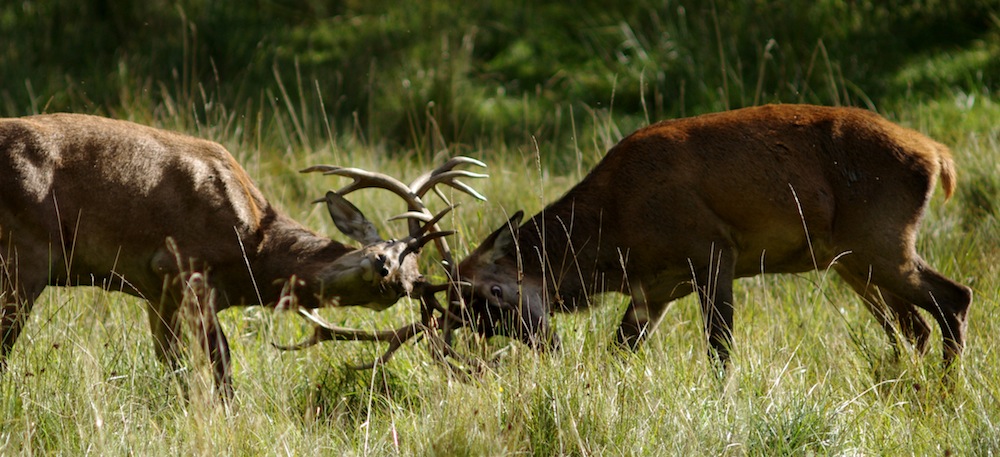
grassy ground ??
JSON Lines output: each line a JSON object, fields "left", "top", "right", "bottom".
{"left": 2, "top": 3, "right": 999, "bottom": 452}
{"left": 1, "top": 88, "right": 998, "bottom": 456}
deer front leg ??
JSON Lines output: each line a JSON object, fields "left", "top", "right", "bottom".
{"left": 182, "top": 272, "right": 233, "bottom": 401}
{"left": 1, "top": 296, "right": 39, "bottom": 371}
{"left": 615, "top": 279, "right": 692, "bottom": 351}
{"left": 615, "top": 298, "right": 671, "bottom": 351}
{"left": 146, "top": 299, "right": 184, "bottom": 371}
{"left": 693, "top": 248, "right": 737, "bottom": 368}
{"left": 152, "top": 243, "right": 233, "bottom": 400}
{"left": 699, "top": 285, "right": 735, "bottom": 366}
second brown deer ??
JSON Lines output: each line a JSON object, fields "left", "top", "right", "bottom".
{"left": 452, "top": 104, "right": 971, "bottom": 368}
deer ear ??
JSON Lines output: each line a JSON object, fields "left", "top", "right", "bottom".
{"left": 324, "top": 191, "right": 383, "bottom": 244}
{"left": 481, "top": 211, "right": 523, "bottom": 263}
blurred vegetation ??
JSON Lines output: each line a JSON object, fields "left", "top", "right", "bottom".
{"left": 1, "top": 0, "right": 998, "bottom": 153}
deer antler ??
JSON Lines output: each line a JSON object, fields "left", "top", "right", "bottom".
{"left": 271, "top": 306, "right": 426, "bottom": 369}
{"left": 304, "top": 156, "right": 486, "bottom": 261}
{"left": 273, "top": 284, "right": 486, "bottom": 373}
{"left": 275, "top": 157, "right": 487, "bottom": 370}
{"left": 409, "top": 156, "right": 489, "bottom": 202}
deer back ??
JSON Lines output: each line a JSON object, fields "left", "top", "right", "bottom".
{"left": 0, "top": 114, "right": 338, "bottom": 305}
{"left": 522, "top": 104, "right": 954, "bottom": 282}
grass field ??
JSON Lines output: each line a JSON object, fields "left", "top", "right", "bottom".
{"left": 2, "top": 2, "right": 1000, "bottom": 455}
{"left": 1, "top": 89, "right": 998, "bottom": 456}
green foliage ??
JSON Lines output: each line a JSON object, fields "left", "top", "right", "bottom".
{"left": 3, "top": 0, "right": 998, "bottom": 151}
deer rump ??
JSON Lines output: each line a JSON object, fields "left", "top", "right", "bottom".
{"left": 456, "top": 104, "right": 971, "bottom": 367}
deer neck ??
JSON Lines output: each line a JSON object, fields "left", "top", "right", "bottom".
{"left": 248, "top": 211, "right": 354, "bottom": 308}
{"left": 518, "top": 199, "right": 616, "bottom": 309}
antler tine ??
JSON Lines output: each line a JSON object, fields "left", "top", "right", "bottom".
{"left": 412, "top": 156, "right": 487, "bottom": 187}
{"left": 420, "top": 172, "right": 488, "bottom": 202}
{"left": 344, "top": 323, "right": 425, "bottom": 370}
{"left": 437, "top": 155, "right": 487, "bottom": 171}
{"left": 390, "top": 203, "right": 456, "bottom": 232}
{"left": 314, "top": 166, "right": 425, "bottom": 210}
{"left": 300, "top": 164, "right": 339, "bottom": 174}
{"left": 388, "top": 211, "right": 434, "bottom": 223}
{"left": 422, "top": 279, "right": 471, "bottom": 294}
{"left": 273, "top": 307, "right": 428, "bottom": 361}
{"left": 400, "top": 230, "right": 455, "bottom": 261}
{"left": 410, "top": 157, "right": 489, "bottom": 201}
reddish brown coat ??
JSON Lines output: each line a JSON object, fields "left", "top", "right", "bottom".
{"left": 457, "top": 104, "right": 970, "bottom": 365}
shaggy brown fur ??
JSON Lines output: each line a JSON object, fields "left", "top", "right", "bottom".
{"left": 1, "top": 114, "right": 425, "bottom": 398}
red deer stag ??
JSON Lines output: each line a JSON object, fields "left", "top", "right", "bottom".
{"left": 453, "top": 104, "right": 971, "bottom": 368}
{"left": 0, "top": 113, "right": 485, "bottom": 398}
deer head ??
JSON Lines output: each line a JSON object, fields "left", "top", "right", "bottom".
{"left": 274, "top": 156, "right": 491, "bottom": 370}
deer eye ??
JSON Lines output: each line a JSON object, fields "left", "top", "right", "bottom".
{"left": 376, "top": 254, "right": 389, "bottom": 277}
{"left": 490, "top": 285, "right": 503, "bottom": 299}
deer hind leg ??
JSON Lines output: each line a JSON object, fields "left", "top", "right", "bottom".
{"left": 881, "top": 259, "right": 970, "bottom": 365}
{"left": 1, "top": 248, "right": 48, "bottom": 371}
{"left": 834, "top": 265, "right": 932, "bottom": 355}
{"left": 841, "top": 255, "right": 971, "bottom": 365}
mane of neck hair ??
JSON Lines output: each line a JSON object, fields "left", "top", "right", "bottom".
{"left": 514, "top": 188, "right": 621, "bottom": 309}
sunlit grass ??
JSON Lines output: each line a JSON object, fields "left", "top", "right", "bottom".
{"left": 2, "top": 79, "right": 999, "bottom": 456}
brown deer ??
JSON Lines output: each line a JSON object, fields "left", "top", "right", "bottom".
{"left": 452, "top": 104, "right": 971, "bottom": 368}
{"left": 0, "top": 113, "right": 485, "bottom": 398}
